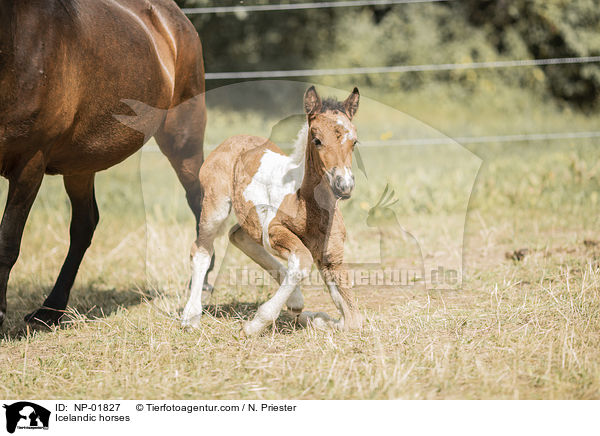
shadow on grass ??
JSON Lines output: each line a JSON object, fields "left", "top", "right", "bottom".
{"left": 2, "top": 284, "right": 153, "bottom": 342}
{"left": 203, "top": 301, "right": 302, "bottom": 335}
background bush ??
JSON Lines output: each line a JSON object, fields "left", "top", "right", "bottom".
{"left": 177, "top": 0, "right": 600, "bottom": 111}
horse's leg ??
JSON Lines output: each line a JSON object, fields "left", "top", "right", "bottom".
{"left": 182, "top": 194, "right": 230, "bottom": 329}
{"left": 228, "top": 224, "right": 304, "bottom": 315}
{"left": 25, "top": 173, "right": 98, "bottom": 325}
{"left": 0, "top": 156, "right": 45, "bottom": 326}
{"left": 316, "top": 262, "right": 363, "bottom": 331}
{"left": 154, "top": 98, "right": 206, "bottom": 222}
{"left": 154, "top": 97, "right": 214, "bottom": 292}
{"left": 242, "top": 226, "right": 312, "bottom": 337}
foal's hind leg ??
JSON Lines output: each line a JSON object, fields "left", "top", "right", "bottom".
{"left": 228, "top": 224, "right": 304, "bottom": 314}
{"left": 25, "top": 173, "right": 99, "bottom": 326}
{"left": 182, "top": 195, "right": 230, "bottom": 329}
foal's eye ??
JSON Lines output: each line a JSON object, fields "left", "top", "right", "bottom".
{"left": 352, "top": 140, "right": 358, "bottom": 149}
{"left": 313, "top": 138, "right": 322, "bottom": 147}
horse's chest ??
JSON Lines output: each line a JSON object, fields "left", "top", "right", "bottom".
{"left": 242, "top": 150, "right": 303, "bottom": 249}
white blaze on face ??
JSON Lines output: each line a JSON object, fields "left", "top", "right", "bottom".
{"left": 332, "top": 115, "right": 356, "bottom": 194}
{"left": 341, "top": 166, "right": 354, "bottom": 187}
{"left": 336, "top": 115, "right": 356, "bottom": 145}
{"left": 243, "top": 150, "right": 304, "bottom": 252}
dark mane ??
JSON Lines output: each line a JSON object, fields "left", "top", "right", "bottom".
{"left": 320, "top": 97, "right": 345, "bottom": 113}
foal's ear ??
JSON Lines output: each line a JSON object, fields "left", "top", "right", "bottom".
{"left": 343, "top": 87, "right": 360, "bottom": 120}
{"left": 304, "top": 86, "right": 322, "bottom": 116}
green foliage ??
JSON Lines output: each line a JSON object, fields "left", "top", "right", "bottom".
{"left": 177, "top": 0, "right": 599, "bottom": 111}
{"left": 177, "top": 0, "right": 338, "bottom": 75}
{"left": 463, "top": 0, "right": 600, "bottom": 108}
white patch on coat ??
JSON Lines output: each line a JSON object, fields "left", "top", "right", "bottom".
{"left": 336, "top": 116, "right": 356, "bottom": 144}
{"left": 243, "top": 126, "right": 306, "bottom": 252}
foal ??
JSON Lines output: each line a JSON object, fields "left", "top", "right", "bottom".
{"left": 182, "top": 86, "right": 363, "bottom": 336}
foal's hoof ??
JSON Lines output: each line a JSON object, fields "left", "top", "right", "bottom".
{"left": 181, "top": 315, "right": 202, "bottom": 331}
{"left": 345, "top": 313, "right": 364, "bottom": 331}
{"left": 241, "top": 320, "right": 264, "bottom": 337}
{"left": 297, "top": 311, "right": 339, "bottom": 330}
{"left": 24, "top": 307, "right": 64, "bottom": 327}
{"left": 287, "top": 307, "right": 303, "bottom": 317}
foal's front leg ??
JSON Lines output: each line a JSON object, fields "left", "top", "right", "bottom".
{"left": 228, "top": 224, "right": 304, "bottom": 315}
{"left": 316, "top": 262, "right": 362, "bottom": 331}
{"left": 242, "top": 226, "right": 312, "bottom": 337}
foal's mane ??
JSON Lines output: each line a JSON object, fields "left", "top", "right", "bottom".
{"left": 289, "top": 96, "right": 346, "bottom": 165}
{"left": 290, "top": 122, "right": 308, "bottom": 165}
{"left": 320, "top": 97, "right": 346, "bottom": 114}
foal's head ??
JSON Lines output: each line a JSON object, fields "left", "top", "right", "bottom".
{"left": 303, "top": 86, "right": 360, "bottom": 200}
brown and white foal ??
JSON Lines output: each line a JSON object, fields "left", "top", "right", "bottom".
{"left": 182, "top": 86, "right": 363, "bottom": 336}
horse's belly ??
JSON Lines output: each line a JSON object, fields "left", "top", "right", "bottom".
{"left": 45, "top": 123, "right": 149, "bottom": 175}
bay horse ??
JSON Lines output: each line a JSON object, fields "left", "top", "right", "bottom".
{"left": 0, "top": 0, "right": 206, "bottom": 326}
{"left": 182, "top": 86, "right": 363, "bottom": 336}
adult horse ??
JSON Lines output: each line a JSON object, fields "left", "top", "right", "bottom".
{"left": 0, "top": 0, "right": 207, "bottom": 326}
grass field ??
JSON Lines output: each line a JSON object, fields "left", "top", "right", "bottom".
{"left": 1, "top": 85, "right": 600, "bottom": 399}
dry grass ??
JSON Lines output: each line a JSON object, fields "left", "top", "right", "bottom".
{"left": 1, "top": 104, "right": 600, "bottom": 399}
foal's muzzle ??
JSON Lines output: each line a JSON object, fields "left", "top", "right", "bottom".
{"left": 329, "top": 167, "right": 355, "bottom": 199}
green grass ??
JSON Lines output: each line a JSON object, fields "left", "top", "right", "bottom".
{"left": 1, "top": 85, "right": 600, "bottom": 399}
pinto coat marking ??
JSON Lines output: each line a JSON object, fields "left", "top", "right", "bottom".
{"left": 183, "top": 86, "right": 363, "bottom": 336}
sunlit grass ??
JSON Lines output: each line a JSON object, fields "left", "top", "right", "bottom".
{"left": 1, "top": 88, "right": 599, "bottom": 399}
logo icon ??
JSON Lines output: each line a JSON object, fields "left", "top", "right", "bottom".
{"left": 3, "top": 402, "right": 50, "bottom": 433}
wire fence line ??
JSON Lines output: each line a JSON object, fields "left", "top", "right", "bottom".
{"left": 358, "top": 130, "right": 600, "bottom": 148}
{"left": 182, "top": 0, "right": 449, "bottom": 15}
{"left": 204, "top": 55, "right": 600, "bottom": 80}
{"left": 180, "top": 3, "right": 600, "bottom": 148}
{"left": 173, "top": 3, "right": 600, "bottom": 155}
{"left": 141, "top": 130, "right": 600, "bottom": 153}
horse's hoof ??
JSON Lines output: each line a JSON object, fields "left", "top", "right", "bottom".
{"left": 344, "top": 312, "right": 364, "bottom": 331}
{"left": 298, "top": 311, "right": 339, "bottom": 330}
{"left": 181, "top": 315, "right": 202, "bottom": 330}
{"left": 24, "top": 307, "right": 64, "bottom": 327}
{"left": 241, "top": 320, "right": 263, "bottom": 337}
{"left": 288, "top": 307, "right": 303, "bottom": 317}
